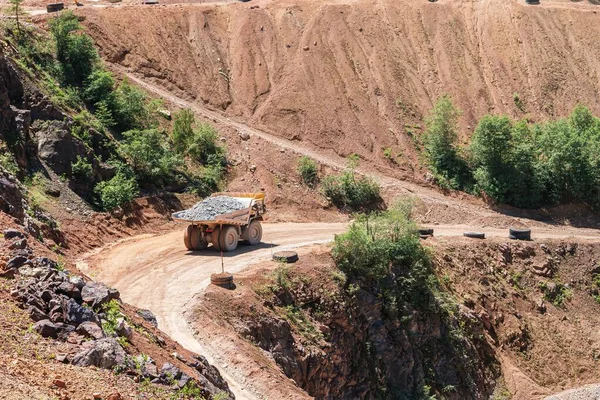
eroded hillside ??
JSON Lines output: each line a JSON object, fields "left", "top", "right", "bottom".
{"left": 80, "top": 0, "right": 600, "bottom": 177}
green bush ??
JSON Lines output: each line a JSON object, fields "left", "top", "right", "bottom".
{"left": 71, "top": 155, "right": 92, "bottom": 181}
{"left": 297, "top": 156, "right": 318, "bottom": 187}
{"left": 172, "top": 108, "right": 195, "bottom": 154}
{"left": 94, "top": 173, "right": 138, "bottom": 210}
{"left": 188, "top": 123, "right": 226, "bottom": 166}
{"left": 321, "top": 158, "right": 380, "bottom": 211}
{"left": 49, "top": 11, "right": 98, "bottom": 87}
{"left": 83, "top": 69, "right": 115, "bottom": 105}
{"left": 111, "top": 79, "right": 152, "bottom": 132}
{"left": 332, "top": 200, "right": 430, "bottom": 291}
{"left": 422, "top": 96, "right": 472, "bottom": 190}
{"left": 117, "top": 129, "right": 184, "bottom": 186}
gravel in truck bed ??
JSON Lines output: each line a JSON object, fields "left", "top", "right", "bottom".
{"left": 177, "top": 196, "right": 246, "bottom": 221}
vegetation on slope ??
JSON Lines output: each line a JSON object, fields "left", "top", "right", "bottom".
{"left": 422, "top": 97, "right": 600, "bottom": 209}
{"left": 1, "top": 12, "right": 226, "bottom": 211}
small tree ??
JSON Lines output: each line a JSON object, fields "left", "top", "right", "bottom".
{"left": 172, "top": 109, "right": 195, "bottom": 154}
{"left": 297, "top": 156, "right": 318, "bottom": 187}
{"left": 9, "top": 0, "right": 24, "bottom": 35}
{"left": 422, "top": 96, "right": 471, "bottom": 190}
{"left": 49, "top": 11, "right": 98, "bottom": 87}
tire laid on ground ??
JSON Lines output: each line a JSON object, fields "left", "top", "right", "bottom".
{"left": 464, "top": 232, "right": 486, "bottom": 239}
{"left": 509, "top": 228, "right": 531, "bottom": 241}
{"left": 46, "top": 2, "right": 64, "bottom": 12}
{"left": 211, "top": 273, "right": 234, "bottom": 289}
{"left": 418, "top": 228, "right": 434, "bottom": 236}
{"left": 245, "top": 220, "right": 263, "bottom": 245}
{"left": 211, "top": 226, "right": 222, "bottom": 251}
{"left": 273, "top": 251, "right": 299, "bottom": 263}
{"left": 219, "top": 225, "right": 239, "bottom": 252}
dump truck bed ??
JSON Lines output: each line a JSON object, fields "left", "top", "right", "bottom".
{"left": 171, "top": 192, "right": 265, "bottom": 225}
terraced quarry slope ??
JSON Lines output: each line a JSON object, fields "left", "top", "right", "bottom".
{"left": 80, "top": 0, "right": 600, "bottom": 179}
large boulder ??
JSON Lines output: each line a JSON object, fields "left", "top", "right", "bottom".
{"left": 81, "top": 282, "right": 120, "bottom": 308}
{"left": 33, "top": 120, "right": 75, "bottom": 176}
{"left": 71, "top": 338, "right": 127, "bottom": 369}
{"left": 65, "top": 298, "right": 98, "bottom": 325}
{"left": 34, "top": 319, "right": 59, "bottom": 338}
{"left": 76, "top": 321, "right": 105, "bottom": 340}
{"left": 0, "top": 170, "right": 25, "bottom": 220}
{"left": 137, "top": 309, "right": 158, "bottom": 327}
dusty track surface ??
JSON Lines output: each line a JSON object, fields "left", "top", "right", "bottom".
{"left": 80, "top": 222, "right": 600, "bottom": 399}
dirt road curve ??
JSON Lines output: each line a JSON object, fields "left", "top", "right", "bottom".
{"left": 78, "top": 222, "right": 347, "bottom": 399}
{"left": 79, "top": 222, "right": 600, "bottom": 399}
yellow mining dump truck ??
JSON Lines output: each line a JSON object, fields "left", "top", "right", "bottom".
{"left": 172, "top": 192, "right": 266, "bottom": 252}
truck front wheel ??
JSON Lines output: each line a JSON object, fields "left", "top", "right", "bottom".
{"left": 245, "top": 220, "right": 263, "bottom": 245}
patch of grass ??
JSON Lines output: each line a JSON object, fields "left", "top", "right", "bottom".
{"left": 539, "top": 281, "right": 572, "bottom": 307}
{"left": 282, "top": 305, "right": 323, "bottom": 344}
{"left": 509, "top": 271, "right": 523, "bottom": 290}
{"left": 513, "top": 92, "right": 525, "bottom": 112}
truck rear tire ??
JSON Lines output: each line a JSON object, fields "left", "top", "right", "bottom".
{"left": 212, "top": 226, "right": 222, "bottom": 251}
{"left": 184, "top": 225, "right": 208, "bottom": 250}
{"left": 219, "top": 225, "right": 239, "bottom": 252}
{"left": 245, "top": 220, "right": 263, "bottom": 245}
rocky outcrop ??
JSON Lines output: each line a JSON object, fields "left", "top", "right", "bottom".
{"left": 3, "top": 227, "right": 234, "bottom": 399}
{"left": 232, "top": 261, "right": 499, "bottom": 400}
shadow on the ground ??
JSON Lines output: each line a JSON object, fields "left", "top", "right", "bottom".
{"left": 489, "top": 202, "right": 600, "bottom": 230}
{"left": 183, "top": 242, "right": 279, "bottom": 258}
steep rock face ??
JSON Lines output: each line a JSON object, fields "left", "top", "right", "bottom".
{"left": 226, "top": 255, "right": 499, "bottom": 400}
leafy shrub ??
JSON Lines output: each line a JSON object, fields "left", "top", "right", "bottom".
{"left": 321, "top": 158, "right": 380, "bottom": 211}
{"left": 94, "top": 173, "right": 138, "bottom": 210}
{"left": 422, "top": 96, "right": 472, "bottom": 190}
{"left": 172, "top": 109, "right": 195, "bottom": 154}
{"left": 0, "top": 150, "right": 19, "bottom": 176}
{"left": 332, "top": 200, "right": 430, "bottom": 294}
{"left": 117, "top": 129, "right": 184, "bottom": 186}
{"left": 297, "top": 156, "right": 318, "bottom": 187}
{"left": 49, "top": 11, "right": 98, "bottom": 87}
{"left": 111, "top": 79, "right": 152, "bottom": 132}
{"left": 71, "top": 156, "right": 92, "bottom": 181}
{"left": 83, "top": 69, "right": 115, "bottom": 105}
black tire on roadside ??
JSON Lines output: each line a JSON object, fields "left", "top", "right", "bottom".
{"left": 463, "top": 232, "right": 486, "bottom": 239}
{"left": 273, "top": 251, "right": 299, "bottom": 263}
{"left": 509, "top": 228, "right": 531, "bottom": 241}
{"left": 418, "top": 228, "right": 434, "bottom": 236}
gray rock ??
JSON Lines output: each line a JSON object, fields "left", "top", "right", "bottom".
{"left": 33, "top": 120, "right": 75, "bottom": 176}
{"left": 115, "top": 318, "right": 132, "bottom": 339}
{"left": 176, "top": 196, "right": 246, "bottom": 221}
{"left": 34, "top": 319, "right": 59, "bottom": 338}
{"left": 18, "top": 265, "right": 46, "bottom": 278}
{"left": 7, "top": 256, "right": 29, "bottom": 270}
{"left": 8, "top": 238, "right": 27, "bottom": 250}
{"left": 160, "top": 362, "right": 182, "bottom": 381}
{"left": 3, "top": 229, "right": 24, "bottom": 240}
{"left": 76, "top": 321, "right": 104, "bottom": 340}
{"left": 65, "top": 298, "right": 98, "bottom": 325}
{"left": 137, "top": 309, "right": 158, "bottom": 327}
{"left": 58, "top": 281, "right": 81, "bottom": 301}
{"left": 28, "top": 305, "right": 48, "bottom": 321}
{"left": 71, "top": 338, "right": 127, "bottom": 369}
{"left": 69, "top": 275, "right": 86, "bottom": 290}
{"left": 34, "top": 257, "right": 59, "bottom": 270}
{"left": 81, "top": 282, "right": 120, "bottom": 308}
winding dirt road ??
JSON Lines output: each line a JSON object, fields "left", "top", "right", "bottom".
{"left": 78, "top": 221, "right": 600, "bottom": 399}
{"left": 78, "top": 222, "right": 348, "bottom": 399}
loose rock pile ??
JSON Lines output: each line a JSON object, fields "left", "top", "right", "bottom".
{"left": 2, "top": 228, "right": 232, "bottom": 399}
{"left": 177, "top": 196, "right": 245, "bottom": 221}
